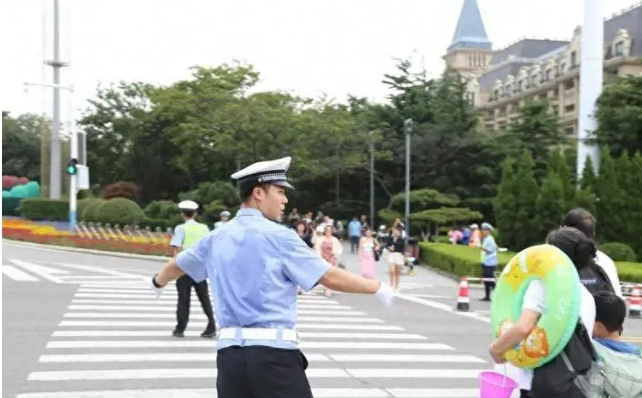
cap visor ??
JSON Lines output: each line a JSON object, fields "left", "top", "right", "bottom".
{"left": 272, "top": 180, "right": 295, "bottom": 190}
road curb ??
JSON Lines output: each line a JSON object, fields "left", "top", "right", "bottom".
{"left": 2, "top": 238, "right": 171, "bottom": 262}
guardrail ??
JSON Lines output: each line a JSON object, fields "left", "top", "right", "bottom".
{"left": 74, "top": 221, "right": 173, "bottom": 245}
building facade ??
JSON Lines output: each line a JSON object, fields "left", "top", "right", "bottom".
{"left": 443, "top": 1, "right": 642, "bottom": 135}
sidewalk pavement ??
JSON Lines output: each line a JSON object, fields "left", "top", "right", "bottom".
{"left": 338, "top": 241, "right": 495, "bottom": 316}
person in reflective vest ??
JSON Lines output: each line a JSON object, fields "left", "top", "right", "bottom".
{"left": 169, "top": 200, "right": 216, "bottom": 338}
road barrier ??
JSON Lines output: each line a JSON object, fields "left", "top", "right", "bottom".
{"left": 74, "top": 222, "right": 173, "bottom": 245}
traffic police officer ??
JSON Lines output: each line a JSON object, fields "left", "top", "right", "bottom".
{"left": 170, "top": 200, "right": 216, "bottom": 338}
{"left": 148, "top": 156, "right": 393, "bottom": 397}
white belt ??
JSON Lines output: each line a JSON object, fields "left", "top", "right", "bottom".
{"left": 218, "top": 327, "right": 300, "bottom": 342}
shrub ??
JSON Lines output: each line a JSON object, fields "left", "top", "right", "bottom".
{"left": 81, "top": 199, "right": 107, "bottom": 222}
{"left": 418, "top": 242, "right": 642, "bottom": 283}
{"left": 599, "top": 242, "right": 637, "bottom": 262}
{"left": 419, "top": 242, "right": 514, "bottom": 277}
{"left": 101, "top": 181, "right": 142, "bottom": 202}
{"left": 143, "top": 200, "right": 177, "bottom": 220}
{"left": 2, "top": 197, "right": 22, "bottom": 216}
{"left": 19, "top": 198, "right": 69, "bottom": 221}
{"left": 94, "top": 198, "right": 144, "bottom": 226}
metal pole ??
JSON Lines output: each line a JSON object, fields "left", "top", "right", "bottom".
{"left": 49, "top": 0, "right": 63, "bottom": 199}
{"left": 369, "top": 131, "right": 375, "bottom": 227}
{"left": 335, "top": 144, "right": 340, "bottom": 205}
{"left": 404, "top": 119, "right": 413, "bottom": 245}
{"left": 576, "top": 0, "right": 603, "bottom": 178}
{"left": 69, "top": 91, "right": 78, "bottom": 232}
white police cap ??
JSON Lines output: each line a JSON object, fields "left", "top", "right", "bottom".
{"left": 231, "top": 156, "right": 294, "bottom": 191}
{"left": 178, "top": 200, "right": 199, "bottom": 211}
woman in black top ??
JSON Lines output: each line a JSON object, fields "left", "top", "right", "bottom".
{"left": 296, "top": 221, "right": 314, "bottom": 248}
{"left": 387, "top": 227, "right": 405, "bottom": 291}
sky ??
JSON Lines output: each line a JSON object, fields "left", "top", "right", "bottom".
{"left": 2, "top": 0, "right": 638, "bottom": 124}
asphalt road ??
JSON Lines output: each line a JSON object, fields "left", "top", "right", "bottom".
{"left": 2, "top": 240, "right": 641, "bottom": 398}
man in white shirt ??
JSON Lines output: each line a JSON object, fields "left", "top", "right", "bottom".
{"left": 561, "top": 208, "right": 623, "bottom": 297}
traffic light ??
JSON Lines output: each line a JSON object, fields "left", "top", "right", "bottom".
{"left": 66, "top": 158, "right": 78, "bottom": 175}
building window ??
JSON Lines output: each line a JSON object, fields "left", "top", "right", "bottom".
{"left": 564, "top": 127, "right": 574, "bottom": 136}
{"left": 493, "top": 89, "right": 499, "bottom": 100}
{"left": 565, "top": 104, "right": 575, "bottom": 113}
{"left": 615, "top": 41, "right": 624, "bottom": 56}
{"left": 517, "top": 80, "right": 523, "bottom": 91}
{"left": 564, "top": 80, "right": 574, "bottom": 90}
{"left": 531, "top": 75, "right": 538, "bottom": 86}
{"left": 545, "top": 69, "right": 552, "bottom": 81}
{"left": 571, "top": 51, "right": 577, "bottom": 67}
{"left": 505, "top": 85, "right": 511, "bottom": 95}
{"left": 560, "top": 63, "right": 566, "bottom": 73}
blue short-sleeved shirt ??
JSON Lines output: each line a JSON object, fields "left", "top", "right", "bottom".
{"left": 176, "top": 207, "right": 331, "bottom": 350}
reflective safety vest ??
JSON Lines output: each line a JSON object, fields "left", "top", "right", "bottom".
{"left": 181, "top": 221, "right": 210, "bottom": 249}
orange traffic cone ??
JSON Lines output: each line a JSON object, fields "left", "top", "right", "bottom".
{"left": 629, "top": 284, "right": 641, "bottom": 318}
{"left": 456, "top": 276, "right": 470, "bottom": 312}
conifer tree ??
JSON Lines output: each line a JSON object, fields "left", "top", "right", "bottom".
{"left": 513, "top": 150, "right": 541, "bottom": 250}
{"left": 536, "top": 169, "right": 565, "bottom": 238}
{"left": 594, "top": 147, "right": 626, "bottom": 243}
{"left": 493, "top": 158, "right": 518, "bottom": 248}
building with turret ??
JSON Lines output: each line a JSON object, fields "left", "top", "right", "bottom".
{"left": 444, "top": 0, "right": 642, "bottom": 135}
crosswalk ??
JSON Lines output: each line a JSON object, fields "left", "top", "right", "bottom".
{"left": 2, "top": 259, "right": 148, "bottom": 284}
{"left": 15, "top": 282, "right": 488, "bottom": 398}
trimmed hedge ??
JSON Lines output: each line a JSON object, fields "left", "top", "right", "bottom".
{"left": 19, "top": 198, "right": 69, "bottom": 221}
{"left": 419, "top": 242, "right": 642, "bottom": 283}
{"left": 599, "top": 242, "right": 637, "bottom": 262}
{"left": 94, "top": 198, "right": 145, "bottom": 226}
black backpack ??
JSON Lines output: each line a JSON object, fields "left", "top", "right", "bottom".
{"left": 578, "top": 262, "right": 614, "bottom": 296}
{"left": 531, "top": 322, "right": 603, "bottom": 398}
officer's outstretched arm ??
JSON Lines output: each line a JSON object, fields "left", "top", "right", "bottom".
{"left": 318, "top": 266, "right": 380, "bottom": 294}
{"left": 154, "top": 258, "right": 185, "bottom": 287}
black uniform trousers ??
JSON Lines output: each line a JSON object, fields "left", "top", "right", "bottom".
{"left": 217, "top": 345, "right": 313, "bottom": 398}
{"left": 175, "top": 274, "right": 216, "bottom": 333}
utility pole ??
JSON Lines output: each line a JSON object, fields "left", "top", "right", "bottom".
{"left": 403, "top": 119, "right": 414, "bottom": 245}
{"left": 369, "top": 131, "right": 375, "bottom": 227}
{"left": 44, "top": 0, "right": 68, "bottom": 199}
{"left": 577, "top": 0, "right": 603, "bottom": 178}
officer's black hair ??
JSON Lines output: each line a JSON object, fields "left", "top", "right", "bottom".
{"left": 240, "top": 184, "right": 269, "bottom": 203}
{"left": 594, "top": 291, "right": 626, "bottom": 334}
{"left": 181, "top": 210, "right": 196, "bottom": 218}
{"left": 561, "top": 208, "right": 596, "bottom": 239}
{"left": 546, "top": 226, "right": 597, "bottom": 272}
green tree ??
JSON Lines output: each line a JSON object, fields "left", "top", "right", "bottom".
{"left": 594, "top": 147, "right": 627, "bottom": 243}
{"left": 625, "top": 151, "right": 642, "bottom": 255}
{"left": 493, "top": 158, "right": 518, "bottom": 248}
{"left": 549, "top": 150, "right": 575, "bottom": 208}
{"left": 536, "top": 170, "right": 565, "bottom": 237}
{"left": 503, "top": 100, "right": 566, "bottom": 180}
{"left": 512, "top": 151, "right": 541, "bottom": 250}
{"left": 593, "top": 75, "right": 642, "bottom": 157}
{"left": 2, "top": 111, "right": 46, "bottom": 181}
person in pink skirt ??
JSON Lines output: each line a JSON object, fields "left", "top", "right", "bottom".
{"left": 315, "top": 225, "right": 343, "bottom": 296}
{"left": 359, "top": 228, "right": 381, "bottom": 279}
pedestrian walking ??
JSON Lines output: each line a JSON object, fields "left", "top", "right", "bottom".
{"left": 147, "top": 156, "right": 393, "bottom": 398}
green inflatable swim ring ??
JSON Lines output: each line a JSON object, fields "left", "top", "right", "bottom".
{"left": 490, "top": 244, "right": 582, "bottom": 369}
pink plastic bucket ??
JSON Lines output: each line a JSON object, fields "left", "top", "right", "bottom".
{"left": 479, "top": 371, "right": 518, "bottom": 398}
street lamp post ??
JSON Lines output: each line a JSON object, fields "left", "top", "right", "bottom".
{"left": 368, "top": 131, "right": 375, "bottom": 227}
{"left": 24, "top": 81, "right": 78, "bottom": 233}
{"left": 577, "top": 0, "right": 603, "bottom": 178}
{"left": 403, "top": 119, "right": 414, "bottom": 245}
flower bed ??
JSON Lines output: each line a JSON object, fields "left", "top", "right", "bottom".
{"left": 2, "top": 219, "right": 173, "bottom": 257}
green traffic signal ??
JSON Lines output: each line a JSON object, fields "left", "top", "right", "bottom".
{"left": 66, "top": 158, "right": 78, "bottom": 175}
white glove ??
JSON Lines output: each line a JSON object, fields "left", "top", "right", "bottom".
{"left": 375, "top": 282, "right": 394, "bottom": 307}
{"left": 147, "top": 275, "right": 164, "bottom": 299}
